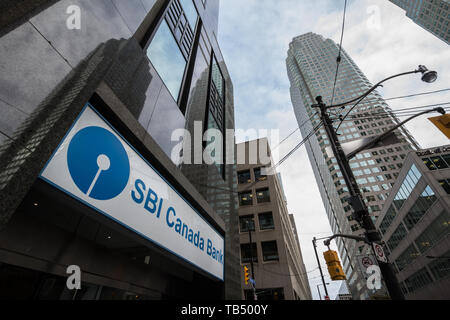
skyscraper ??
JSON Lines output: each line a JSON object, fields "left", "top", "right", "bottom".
{"left": 286, "top": 32, "right": 419, "bottom": 299}
{"left": 389, "top": 0, "right": 450, "bottom": 45}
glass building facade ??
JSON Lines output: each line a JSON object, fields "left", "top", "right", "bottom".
{"left": 286, "top": 32, "right": 419, "bottom": 299}
{"left": 375, "top": 145, "right": 450, "bottom": 299}
{"left": 389, "top": 0, "right": 450, "bottom": 44}
{"left": 0, "top": 0, "right": 240, "bottom": 299}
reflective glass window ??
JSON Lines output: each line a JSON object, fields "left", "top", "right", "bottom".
{"left": 147, "top": 20, "right": 186, "bottom": 100}
{"left": 428, "top": 249, "right": 450, "bottom": 281}
{"left": 386, "top": 223, "right": 408, "bottom": 251}
{"left": 395, "top": 244, "right": 420, "bottom": 271}
{"left": 179, "top": 0, "right": 198, "bottom": 29}
{"left": 415, "top": 210, "right": 450, "bottom": 253}
{"left": 404, "top": 268, "right": 433, "bottom": 294}
{"left": 380, "top": 205, "right": 397, "bottom": 235}
{"left": 403, "top": 186, "right": 437, "bottom": 230}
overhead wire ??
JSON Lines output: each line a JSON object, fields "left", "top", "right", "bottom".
{"left": 271, "top": 121, "right": 324, "bottom": 170}
{"left": 272, "top": 111, "right": 319, "bottom": 151}
{"left": 329, "top": 0, "right": 348, "bottom": 107}
{"left": 384, "top": 88, "right": 450, "bottom": 101}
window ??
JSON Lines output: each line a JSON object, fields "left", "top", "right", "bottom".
{"left": 423, "top": 158, "right": 437, "bottom": 170}
{"left": 261, "top": 241, "right": 279, "bottom": 261}
{"left": 179, "top": 0, "right": 198, "bottom": 28}
{"left": 238, "top": 170, "right": 251, "bottom": 184}
{"left": 415, "top": 210, "right": 450, "bottom": 253}
{"left": 147, "top": 20, "right": 187, "bottom": 100}
{"left": 239, "top": 191, "right": 253, "bottom": 206}
{"left": 386, "top": 223, "right": 408, "bottom": 252}
{"left": 439, "top": 179, "right": 450, "bottom": 194}
{"left": 404, "top": 268, "right": 433, "bottom": 294}
{"left": 256, "top": 188, "right": 270, "bottom": 203}
{"left": 379, "top": 205, "right": 396, "bottom": 235}
{"left": 403, "top": 186, "right": 437, "bottom": 230}
{"left": 428, "top": 249, "right": 450, "bottom": 281}
{"left": 239, "top": 215, "right": 255, "bottom": 233}
{"left": 395, "top": 244, "right": 420, "bottom": 271}
{"left": 430, "top": 156, "right": 449, "bottom": 170}
{"left": 254, "top": 167, "right": 267, "bottom": 181}
{"left": 392, "top": 164, "right": 422, "bottom": 211}
{"left": 240, "top": 243, "right": 257, "bottom": 263}
{"left": 205, "top": 55, "right": 226, "bottom": 177}
{"left": 259, "top": 212, "right": 275, "bottom": 230}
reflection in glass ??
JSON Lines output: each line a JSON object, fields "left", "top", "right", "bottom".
{"left": 211, "top": 56, "right": 224, "bottom": 99}
{"left": 180, "top": 0, "right": 198, "bottom": 29}
{"left": 147, "top": 20, "right": 186, "bottom": 101}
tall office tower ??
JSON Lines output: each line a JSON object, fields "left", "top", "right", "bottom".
{"left": 0, "top": 0, "right": 240, "bottom": 299}
{"left": 389, "top": 0, "right": 450, "bottom": 45}
{"left": 236, "top": 138, "right": 312, "bottom": 300}
{"left": 286, "top": 32, "right": 419, "bottom": 299}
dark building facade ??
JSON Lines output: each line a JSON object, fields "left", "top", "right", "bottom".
{"left": 0, "top": 0, "right": 240, "bottom": 300}
{"left": 375, "top": 145, "right": 450, "bottom": 299}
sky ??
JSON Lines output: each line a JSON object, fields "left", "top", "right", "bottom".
{"left": 217, "top": 0, "right": 450, "bottom": 300}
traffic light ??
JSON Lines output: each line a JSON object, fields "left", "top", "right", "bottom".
{"left": 244, "top": 266, "right": 250, "bottom": 285}
{"left": 428, "top": 114, "right": 450, "bottom": 139}
{"left": 323, "top": 250, "right": 346, "bottom": 281}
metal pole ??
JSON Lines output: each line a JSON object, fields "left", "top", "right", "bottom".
{"left": 312, "top": 237, "right": 329, "bottom": 298}
{"left": 247, "top": 221, "right": 257, "bottom": 300}
{"left": 315, "top": 97, "right": 404, "bottom": 300}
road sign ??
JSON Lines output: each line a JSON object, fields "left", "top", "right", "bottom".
{"left": 357, "top": 254, "right": 377, "bottom": 279}
{"left": 372, "top": 243, "right": 388, "bottom": 263}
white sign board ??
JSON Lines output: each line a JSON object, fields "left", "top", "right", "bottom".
{"left": 357, "top": 254, "right": 377, "bottom": 278}
{"left": 40, "top": 105, "right": 224, "bottom": 281}
{"left": 372, "top": 243, "right": 388, "bottom": 263}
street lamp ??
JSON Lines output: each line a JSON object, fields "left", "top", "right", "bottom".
{"left": 312, "top": 65, "right": 441, "bottom": 301}
{"left": 418, "top": 65, "right": 438, "bottom": 83}
{"left": 317, "top": 282, "right": 330, "bottom": 300}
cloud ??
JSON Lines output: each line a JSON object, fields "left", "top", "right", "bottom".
{"left": 219, "top": 0, "right": 449, "bottom": 300}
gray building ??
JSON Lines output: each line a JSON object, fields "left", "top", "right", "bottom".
{"left": 0, "top": 0, "right": 241, "bottom": 299}
{"left": 389, "top": 0, "right": 450, "bottom": 45}
{"left": 375, "top": 145, "right": 450, "bottom": 299}
{"left": 236, "top": 139, "right": 312, "bottom": 300}
{"left": 286, "top": 32, "right": 419, "bottom": 299}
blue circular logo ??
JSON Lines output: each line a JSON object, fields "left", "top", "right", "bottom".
{"left": 67, "top": 126, "right": 130, "bottom": 200}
